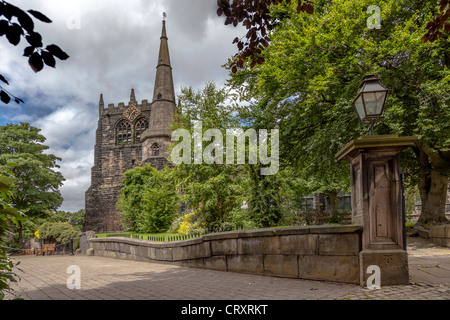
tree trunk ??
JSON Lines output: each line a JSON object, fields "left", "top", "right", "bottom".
{"left": 324, "top": 190, "right": 338, "bottom": 217}
{"left": 18, "top": 221, "right": 24, "bottom": 249}
{"left": 417, "top": 171, "right": 448, "bottom": 226}
{"left": 413, "top": 146, "right": 449, "bottom": 226}
{"left": 6, "top": 218, "right": 15, "bottom": 244}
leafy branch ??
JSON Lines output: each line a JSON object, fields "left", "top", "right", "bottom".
{"left": 0, "top": 0, "right": 69, "bottom": 104}
{"left": 216, "top": 0, "right": 314, "bottom": 73}
{"left": 422, "top": 0, "right": 450, "bottom": 42}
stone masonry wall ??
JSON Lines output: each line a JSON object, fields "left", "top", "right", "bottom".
{"left": 86, "top": 225, "right": 362, "bottom": 284}
{"left": 84, "top": 101, "right": 151, "bottom": 232}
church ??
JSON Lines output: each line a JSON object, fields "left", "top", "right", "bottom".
{"left": 83, "top": 19, "right": 176, "bottom": 232}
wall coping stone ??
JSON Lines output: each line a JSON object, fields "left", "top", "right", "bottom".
{"left": 89, "top": 225, "right": 363, "bottom": 249}
{"left": 310, "top": 225, "right": 362, "bottom": 234}
{"left": 273, "top": 226, "right": 310, "bottom": 236}
{"left": 89, "top": 237, "right": 204, "bottom": 248}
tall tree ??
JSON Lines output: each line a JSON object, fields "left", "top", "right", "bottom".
{"left": 172, "top": 82, "right": 246, "bottom": 227}
{"left": 218, "top": 0, "right": 449, "bottom": 72}
{"left": 0, "top": 123, "right": 65, "bottom": 247}
{"left": 228, "top": 0, "right": 449, "bottom": 225}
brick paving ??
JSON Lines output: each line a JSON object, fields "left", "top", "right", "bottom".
{"left": 3, "top": 237, "right": 450, "bottom": 301}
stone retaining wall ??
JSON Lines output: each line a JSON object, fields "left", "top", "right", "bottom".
{"left": 416, "top": 224, "right": 450, "bottom": 247}
{"left": 86, "top": 225, "right": 362, "bottom": 284}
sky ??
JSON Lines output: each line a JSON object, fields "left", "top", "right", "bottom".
{"left": 0, "top": 0, "right": 245, "bottom": 212}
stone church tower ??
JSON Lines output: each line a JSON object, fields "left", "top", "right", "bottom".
{"left": 83, "top": 20, "right": 176, "bottom": 232}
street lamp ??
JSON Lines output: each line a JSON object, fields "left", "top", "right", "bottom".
{"left": 352, "top": 74, "right": 389, "bottom": 135}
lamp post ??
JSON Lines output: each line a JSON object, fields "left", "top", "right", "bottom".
{"left": 335, "top": 74, "right": 417, "bottom": 287}
{"left": 352, "top": 74, "right": 389, "bottom": 135}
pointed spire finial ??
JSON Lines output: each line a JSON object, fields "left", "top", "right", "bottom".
{"left": 161, "top": 16, "right": 167, "bottom": 39}
{"left": 99, "top": 93, "right": 104, "bottom": 106}
{"left": 130, "top": 88, "right": 136, "bottom": 103}
{"left": 163, "top": 12, "right": 166, "bottom": 22}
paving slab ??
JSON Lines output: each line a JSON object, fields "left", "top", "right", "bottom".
{"left": 3, "top": 236, "right": 449, "bottom": 301}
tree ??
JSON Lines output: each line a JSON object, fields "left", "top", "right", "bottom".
{"left": 228, "top": 0, "right": 449, "bottom": 225}
{"left": 172, "top": 82, "right": 247, "bottom": 227}
{"left": 117, "top": 165, "right": 179, "bottom": 233}
{"left": 0, "top": 123, "right": 65, "bottom": 247}
{"left": 49, "top": 209, "right": 85, "bottom": 230}
{"left": 0, "top": 0, "right": 69, "bottom": 104}
{"left": 218, "top": 0, "right": 449, "bottom": 73}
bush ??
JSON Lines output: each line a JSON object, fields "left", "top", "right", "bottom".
{"left": 177, "top": 210, "right": 205, "bottom": 235}
{"left": 37, "top": 222, "right": 81, "bottom": 249}
{"left": 118, "top": 165, "right": 179, "bottom": 233}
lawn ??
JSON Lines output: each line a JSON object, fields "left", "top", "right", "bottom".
{"left": 95, "top": 232, "right": 191, "bottom": 241}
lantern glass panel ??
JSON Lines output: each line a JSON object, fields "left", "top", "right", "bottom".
{"left": 362, "top": 81, "right": 386, "bottom": 92}
{"left": 362, "top": 91, "right": 387, "bottom": 116}
{"left": 354, "top": 94, "right": 365, "bottom": 121}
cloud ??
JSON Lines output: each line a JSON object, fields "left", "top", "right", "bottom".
{"left": 1, "top": 0, "right": 244, "bottom": 212}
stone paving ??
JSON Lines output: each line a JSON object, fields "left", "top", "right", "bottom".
{"left": 3, "top": 236, "right": 450, "bottom": 300}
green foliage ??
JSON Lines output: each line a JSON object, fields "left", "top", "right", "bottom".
{"left": 37, "top": 221, "right": 81, "bottom": 249}
{"left": 228, "top": 0, "right": 449, "bottom": 222}
{"left": 245, "top": 165, "right": 283, "bottom": 228}
{"left": 404, "top": 183, "right": 420, "bottom": 220}
{"left": 172, "top": 82, "right": 250, "bottom": 227}
{"left": 0, "top": 123, "right": 65, "bottom": 217}
{"left": 48, "top": 209, "right": 85, "bottom": 230}
{"left": 0, "top": 168, "right": 23, "bottom": 300}
{"left": 20, "top": 209, "right": 84, "bottom": 244}
{"left": 118, "top": 165, "right": 179, "bottom": 233}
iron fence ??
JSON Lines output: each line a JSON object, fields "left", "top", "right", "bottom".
{"left": 96, "top": 224, "right": 245, "bottom": 242}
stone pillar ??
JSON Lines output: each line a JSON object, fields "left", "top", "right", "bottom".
{"left": 336, "top": 134, "right": 417, "bottom": 287}
{"left": 79, "top": 231, "right": 95, "bottom": 255}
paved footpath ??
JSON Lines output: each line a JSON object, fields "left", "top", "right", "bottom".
{"left": 4, "top": 237, "right": 450, "bottom": 301}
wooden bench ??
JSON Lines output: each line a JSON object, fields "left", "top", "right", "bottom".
{"left": 35, "top": 243, "right": 56, "bottom": 256}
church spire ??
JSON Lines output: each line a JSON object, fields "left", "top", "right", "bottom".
{"left": 141, "top": 14, "right": 176, "bottom": 163}
{"left": 153, "top": 18, "right": 175, "bottom": 103}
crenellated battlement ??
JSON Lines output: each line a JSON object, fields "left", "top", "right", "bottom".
{"left": 100, "top": 98, "right": 152, "bottom": 115}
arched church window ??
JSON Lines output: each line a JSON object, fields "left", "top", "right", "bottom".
{"left": 116, "top": 120, "right": 132, "bottom": 145}
{"left": 152, "top": 143, "right": 160, "bottom": 156}
{"left": 135, "top": 118, "right": 149, "bottom": 143}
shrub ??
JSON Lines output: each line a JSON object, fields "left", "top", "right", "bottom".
{"left": 177, "top": 210, "right": 204, "bottom": 235}
{"left": 37, "top": 222, "right": 81, "bottom": 249}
